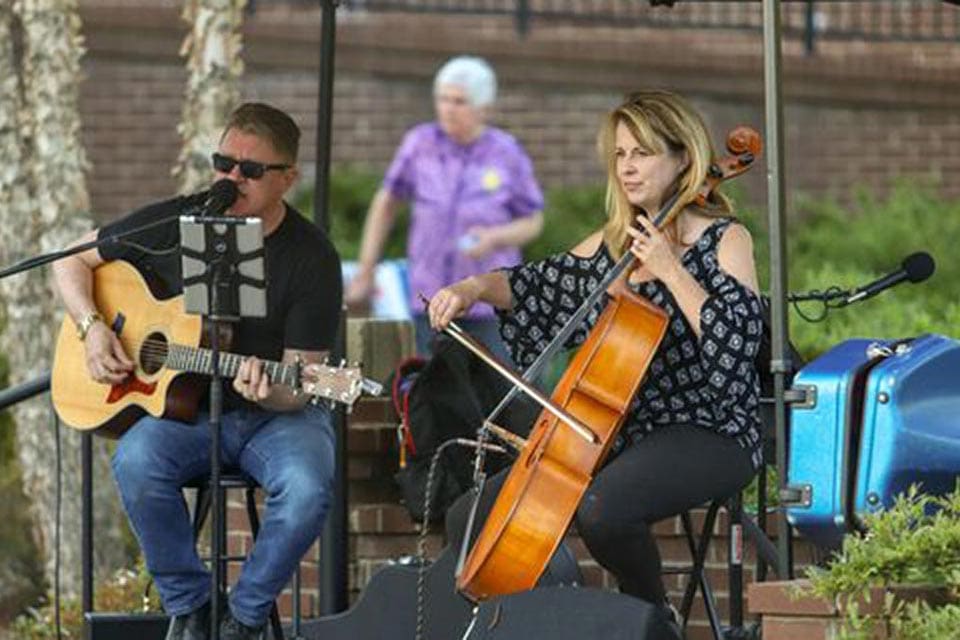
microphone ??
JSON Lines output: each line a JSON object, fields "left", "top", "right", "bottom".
{"left": 180, "top": 178, "right": 239, "bottom": 218}
{"left": 203, "top": 178, "right": 239, "bottom": 216}
{"left": 843, "top": 251, "right": 935, "bottom": 306}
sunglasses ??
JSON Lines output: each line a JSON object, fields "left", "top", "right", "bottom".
{"left": 212, "top": 152, "right": 290, "bottom": 180}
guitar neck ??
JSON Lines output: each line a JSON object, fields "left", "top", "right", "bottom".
{"left": 167, "top": 344, "right": 298, "bottom": 389}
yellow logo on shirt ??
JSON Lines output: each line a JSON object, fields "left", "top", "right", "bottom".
{"left": 482, "top": 169, "right": 502, "bottom": 192}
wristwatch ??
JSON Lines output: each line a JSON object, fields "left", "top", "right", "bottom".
{"left": 77, "top": 311, "right": 104, "bottom": 341}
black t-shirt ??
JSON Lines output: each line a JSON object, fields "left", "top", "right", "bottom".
{"left": 98, "top": 195, "right": 343, "bottom": 410}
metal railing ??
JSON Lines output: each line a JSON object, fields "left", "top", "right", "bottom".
{"left": 0, "top": 373, "right": 50, "bottom": 410}
{"left": 256, "top": 1, "right": 960, "bottom": 48}
{"left": 0, "top": 373, "right": 96, "bottom": 615}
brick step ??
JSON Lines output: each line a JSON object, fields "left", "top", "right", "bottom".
{"left": 348, "top": 397, "right": 396, "bottom": 424}
{"left": 346, "top": 419, "right": 397, "bottom": 456}
{"left": 349, "top": 502, "right": 733, "bottom": 537}
{"left": 346, "top": 453, "right": 396, "bottom": 481}
{"left": 346, "top": 479, "right": 400, "bottom": 506}
{"left": 350, "top": 503, "right": 420, "bottom": 535}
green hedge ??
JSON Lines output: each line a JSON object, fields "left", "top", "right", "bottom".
{"left": 738, "top": 180, "right": 959, "bottom": 360}
{"left": 805, "top": 484, "right": 960, "bottom": 640}
{"left": 291, "top": 169, "right": 408, "bottom": 262}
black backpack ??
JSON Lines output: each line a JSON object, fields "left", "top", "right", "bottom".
{"left": 390, "top": 336, "right": 536, "bottom": 522}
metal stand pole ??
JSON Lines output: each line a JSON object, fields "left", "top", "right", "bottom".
{"left": 762, "top": 0, "right": 794, "bottom": 580}
{"left": 320, "top": 309, "right": 349, "bottom": 614}
{"left": 209, "top": 316, "right": 225, "bottom": 640}
{"left": 82, "top": 432, "right": 94, "bottom": 615}
{"left": 315, "top": 0, "right": 349, "bottom": 616}
{"left": 312, "top": 0, "right": 339, "bottom": 234}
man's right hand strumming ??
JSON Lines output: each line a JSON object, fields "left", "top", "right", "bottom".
{"left": 83, "top": 321, "right": 135, "bottom": 384}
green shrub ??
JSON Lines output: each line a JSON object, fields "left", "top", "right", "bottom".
{"left": 805, "top": 484, "right": 960, "bottom": 640}
{"left": 290, "top": 168, "right": 408, "bottom": 262}
{"left": 739, "top": 180, "right": 959, "bottom": 360}
{"left": 525, "top": 184, "right": 607, "bottom": 259}
{"left": 892, "top": 600, "right": 960, "bottom": 640}
{"left": 9, "top": 562, "right": 161, "bottom": 639}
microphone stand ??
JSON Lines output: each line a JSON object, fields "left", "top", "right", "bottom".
{"left": 178, "top": 214, "right": 265, "bottom": 640}
{"left": 205, "top": 256, "right": 232, "bottom": 640}
{"left": 0, "top": 213, "right": 185, "bottom": 281}
{"left": 785, "top": 287, "right": 849, "bottom": 304}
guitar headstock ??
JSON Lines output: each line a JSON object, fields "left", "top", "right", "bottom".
{"left": 301, "top": 362, "right": 373, "bottom": 408}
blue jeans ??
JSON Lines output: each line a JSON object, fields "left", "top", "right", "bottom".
{"left": 413, "top": 313, "right": 512, "bottom": 365}
{"left": 111, "top": 404, "right": 335, "bottom": 627}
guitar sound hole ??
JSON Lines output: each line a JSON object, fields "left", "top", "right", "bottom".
{"left": 140, "top": 332, "right": 169, "bottom": 375}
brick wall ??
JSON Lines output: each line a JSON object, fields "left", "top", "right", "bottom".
{"left": 75, "top": 4, "right": 960, "bottom": 224}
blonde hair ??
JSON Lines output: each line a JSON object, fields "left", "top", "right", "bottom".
{"left": 597, "top": 90, "right": 732, "bottom": 259}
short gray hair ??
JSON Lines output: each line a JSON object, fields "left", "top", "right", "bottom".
{"left": 433, "top": 56, "right": 497, "bottom": 108}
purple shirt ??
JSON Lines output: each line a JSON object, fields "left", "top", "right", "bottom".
{"left": 383, "top": 123, "right": 544, "bottom": 318}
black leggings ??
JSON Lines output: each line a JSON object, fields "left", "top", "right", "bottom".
{"left": 445, "top": 424, "right": 756, "bottom": 604}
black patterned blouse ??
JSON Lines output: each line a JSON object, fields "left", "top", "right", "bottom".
{"left": 498, "top": 218, "right": 764, "bottom": 469}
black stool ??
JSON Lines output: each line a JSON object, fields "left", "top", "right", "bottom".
{"left": 665, "top": 492, "right": 779, "bottom": 640}
{"left": 662, "top": 498, "right": 726, "bottom": 639}
{"left": 187, "top": 471, "right": 286, "bottom": 640}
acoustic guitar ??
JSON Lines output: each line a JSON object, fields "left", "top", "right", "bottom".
{"left": 51, "top": 260, "right": 364, "bottom": 437}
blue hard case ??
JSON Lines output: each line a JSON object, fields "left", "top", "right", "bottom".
{"left": 786, "top": 334, "right": 960, "bottom": 550}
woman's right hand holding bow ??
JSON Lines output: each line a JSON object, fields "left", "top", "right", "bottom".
{"left": 428, "top": 278, "right": 483, "bottom": 330}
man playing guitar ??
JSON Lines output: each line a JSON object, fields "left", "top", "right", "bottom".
{"left": 52, "top": 102, "right": 342, "bottom": 640}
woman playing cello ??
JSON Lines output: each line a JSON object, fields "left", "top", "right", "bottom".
{"left": 428, "top": 90, "right": 765, "bottom": 635}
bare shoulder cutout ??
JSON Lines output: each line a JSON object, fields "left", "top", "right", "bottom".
{"left": 570, "top": 230, "right": 604, "bottom": 258}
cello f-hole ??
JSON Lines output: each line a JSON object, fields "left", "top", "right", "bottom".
{"left": 523, "top": 422, "right": 549, "bottom": 468}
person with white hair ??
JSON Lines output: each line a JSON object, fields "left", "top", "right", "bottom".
{"left": 346, "top": 55, "right": 544, "bottom": 361}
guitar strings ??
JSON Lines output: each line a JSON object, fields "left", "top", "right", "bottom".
{"left": 128, "top": 340, "right": 349, "bottom": 393}
{"left": 133, "top": 338, "right": 290, "bottom": 381}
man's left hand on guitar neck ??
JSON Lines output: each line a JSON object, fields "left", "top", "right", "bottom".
{"left": 234, "top": 349, "right": 329, "bottom": 412}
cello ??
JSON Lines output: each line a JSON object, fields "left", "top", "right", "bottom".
{"left": 442, "top": 125, "right": 763, "bottom": 602}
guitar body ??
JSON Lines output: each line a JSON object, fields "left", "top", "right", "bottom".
{"left": 51, "top": 261, "right": 204, "bottom": 437}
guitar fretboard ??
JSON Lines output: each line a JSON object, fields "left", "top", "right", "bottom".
{"left": 166, "top": 344, "right": 299, "bottom": 389}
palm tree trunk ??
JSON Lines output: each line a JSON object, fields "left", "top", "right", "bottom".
{"left": 175, "top": 0, "right": 246, "bottom": 194}
{"left": 0, "top": 0, "right": 127, "bottom": 598}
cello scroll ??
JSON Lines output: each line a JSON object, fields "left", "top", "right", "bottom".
{"left": 695, "top": 125, "right": 762, "bottom": 207}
